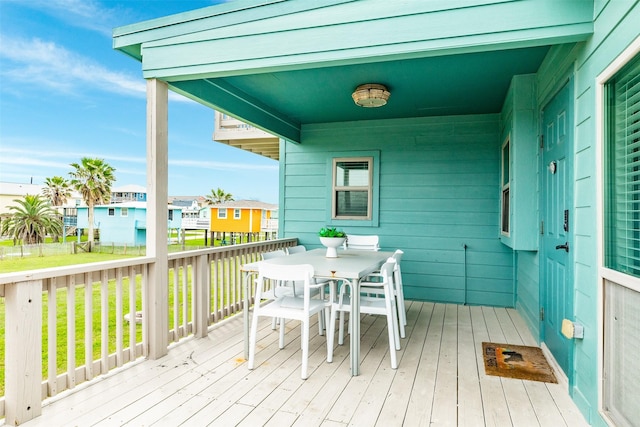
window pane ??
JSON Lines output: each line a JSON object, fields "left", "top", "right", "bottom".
{"left": 336, "top": 161, "right": 369, "bottom": 186}
{"left": 336, "top": 191, "right": 368, "bottom": 217}
{"left": 502, "top": 139, "right": 510, "bottom": 187}
{"left": 605, "top": 53, "right": 640, "bottom": 277}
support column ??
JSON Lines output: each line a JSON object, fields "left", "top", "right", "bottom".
{"left": 146, "top": 78, "right": 169, "bottom": 359}
{"left": 5, "top": 280, "right": 42, "bottom": 425}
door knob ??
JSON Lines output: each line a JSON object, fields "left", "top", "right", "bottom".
{"left": 555, "top": 242, "right": 569, "bottom": 252}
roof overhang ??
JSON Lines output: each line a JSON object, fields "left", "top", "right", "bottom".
{"left": 113, "top": 0, "right": 594, "bottom": 153}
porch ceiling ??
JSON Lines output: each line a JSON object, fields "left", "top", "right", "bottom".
{"left": 209, "top": 46, "right": 550, "bottom": 124}
{"left": 114, "top": 0, "right": 593, "bottom": 151}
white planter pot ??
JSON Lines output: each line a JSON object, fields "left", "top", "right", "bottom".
{"left": 319, "top": 237, "right": 346, "bottom": 258}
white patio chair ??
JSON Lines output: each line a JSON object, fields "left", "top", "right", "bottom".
{"left": 327, "top": 260, "right": 399, "bottom": 369}
{"left": 260, "top": 249, "right": 290, "bottom": 299}
{"left": 360, "top": 250, "right": 407, "bottom": 338}
{"left": 248, "top": 263, "right": 333, "bottom": 379}
{"left": 343, "top": 234, "right": 380, "bottom": 251}
{"left": 287, "top": 244, "right": 307, "bottom": 254}
{"left": 284, "top": 244, "right": 331, "bottom": 334}
{"left": 262, "top": 247, "right": 327, "bottom": 334}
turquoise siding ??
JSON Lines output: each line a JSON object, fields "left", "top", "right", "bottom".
{"left": 515, "top": 250, "right": 540, "bottom": 338}
{"left": 77, "top": 206, "right": 182, "bottom": 245}
{"left": 283, "top": 114, "right": 514, "bottom": 306}
{"left": 527, "top": 2, "right": 639, "bottom": 424}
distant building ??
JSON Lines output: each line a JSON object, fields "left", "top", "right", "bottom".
{"left": 77, "top": 201, "right": 182, "bottom": 245}
{"left": 168, "top": 196, "right": 205, "bottom": 218}
{"left": 110, "top": 184, "right": 147, "bottom": 203}
{"left": 208, "top": 200, "right": 278, "bottom": 241}
{"left": 0, "top": 181, "right": 83, "bottom": 215}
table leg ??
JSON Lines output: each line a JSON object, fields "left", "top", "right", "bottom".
{"left": 350, "top": 277, "right": 360, "bottom": 376}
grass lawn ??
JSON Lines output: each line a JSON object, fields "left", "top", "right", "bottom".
{"left": 0, "top": 252, "right": 136, "bottom": 274}
{"left": 0, "top": 252, "right": 144, "bottom": 397}
{"left": 0, "top": 241, "right": 249, "bottom": 398}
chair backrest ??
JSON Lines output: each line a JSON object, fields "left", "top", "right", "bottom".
{"left": 380, "top": 260, "right": 396, "bottom": 281}
{"left": 287, "top": 245, "right": 307, "bottom": 254}
{"left": 389, "top": 250, "right": 404, "bottom": 287}
{"left": 391, "top": 249, "right": 404, "bottom": 265}
{"left": 262, "top": 249, "right": 287, "bottom": 260}
{"left": 257, "top": 263, "right": 315, "bottom": 303}
{"left": 259, "top": 262, "right": 314, "bottom": 282}
{"left": 344, "top": 234, "right": 380, "bottom": 251}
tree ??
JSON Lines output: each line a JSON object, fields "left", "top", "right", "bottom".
{"left": 69, "top": 157, "right": 116, "bottom": 249}
{"left": 42, "top": 176, "right": 72, "bottom": 242}
{"left": 0, "top": 194, "right": 63, "bottom": 245}
{"left": 42, "top": 176, "right": 72, "bottom": 207}
{"left": 205, "top": 187, "right": 234, "bottom": 205}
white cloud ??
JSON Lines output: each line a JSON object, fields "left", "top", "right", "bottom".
{"left": 3, "top": 0, "right": 126, "bottom": 37}
{"left": 0, "top": 35, "right": 146, "bottom": 97}
{"left": 0, "top": 146, "right": 145, "bottom": 166}
{"left": 0, "top": 34, "right": 199, "bottom": 103}
{"left": 169, "top": 159, "right": 278, "bottom": 171}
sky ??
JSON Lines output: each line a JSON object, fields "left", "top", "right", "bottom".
{"left": 0, "top": 0, "right": 280, "bottom": 204}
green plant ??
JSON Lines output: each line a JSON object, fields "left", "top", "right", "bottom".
{"left": 318, "top": 227, "right": 345, "bottom": 238}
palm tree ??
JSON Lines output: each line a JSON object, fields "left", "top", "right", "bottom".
{"left": 0, "top": 194, "right": 63, "bottom": 245}
{"left": 42, "top": 176, "right": 72, "bottom": 207}
{"left": 69, "top": 157, "right": 116, "bottom": 249}
{"left": 205, "top": 187, "right": 234, "bottom": 205}
{"left": 42, "top": 176, "right": 72, "bottom": 242}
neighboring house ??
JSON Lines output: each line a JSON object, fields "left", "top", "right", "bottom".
{"left": 77, "top": 202, "right": 182, "bottom": 246}
{"left": 115, "top": 2, "right": 639, "bottom": 426}
{"left": 169, "top": 198, "right": 203, "bottom": 218}
{"left": 110, "top": 184, "right": 147, "bottom": 203}
{"left": 209, "top": 200, "right": 278, "bottom": 236}
{"left": 0, "top": 181, "right": 83, "bottom": 216}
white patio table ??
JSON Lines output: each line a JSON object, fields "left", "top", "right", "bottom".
{"left": 242, "top": 248, "right": 393, "bottom": 376}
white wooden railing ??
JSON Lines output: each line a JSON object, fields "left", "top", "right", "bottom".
{"left": 0, "top": 238, "right": 297, "bottom": 425}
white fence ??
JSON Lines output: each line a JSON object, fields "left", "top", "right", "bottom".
{"left": 0, "top": 237, "right": 298, "bottom": 425}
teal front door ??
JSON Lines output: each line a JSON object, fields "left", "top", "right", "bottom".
{"left": 541, "top": 79, "right": 574, "bottom": 376}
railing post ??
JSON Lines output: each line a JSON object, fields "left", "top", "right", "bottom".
{"left": 5, "top": 280, "right": 42, "bottom": 425}
{"left": 194, "top": 254, "right": 211, "bottom": 338}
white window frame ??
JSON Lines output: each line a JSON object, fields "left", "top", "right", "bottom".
{"left": 332, "top": 156, "right": 373, "bottom": 220}
{"left": 501, "top": 136, "right": 511, "bottom": 237}
{"left": 234, "top": 208, "right": 241, "bottom": 219}
{"left": 120, "top": 207, "right": 128, "bottom": 217}
{"left": 596, "top": 35, "right": 640, "bottom": 426}
{"left": 218, "top": 208, "right": 227, "bottom": 219}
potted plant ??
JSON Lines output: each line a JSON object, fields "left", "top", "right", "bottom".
{"left": 318, "top": 227, "right": 346, "bottom": 257}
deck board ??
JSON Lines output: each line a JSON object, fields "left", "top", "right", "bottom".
{"left": 18, "top": 303, "right": 589, "bottom": 427}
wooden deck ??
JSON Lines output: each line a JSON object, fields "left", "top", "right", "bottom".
{"left": 19, "top": 302, "right": 588, "bottom": 427}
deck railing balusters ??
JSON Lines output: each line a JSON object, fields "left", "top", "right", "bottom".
{"left": 0, "top": 238, "right": 298, "bottom": 425}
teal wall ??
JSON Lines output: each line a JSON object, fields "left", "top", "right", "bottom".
{"left": 282, "top": 114, "right": 515, "bottom": 306}
{"left": 529, "top": 1, "right": 639, "bottom": 425}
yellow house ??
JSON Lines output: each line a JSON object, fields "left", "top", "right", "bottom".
{"left": 209, "top": 200, "right": 277, "bottom": 241}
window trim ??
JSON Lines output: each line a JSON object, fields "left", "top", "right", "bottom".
{"left": 234, "top": 208, "right": 241, "bottom": 219}
{"left": 326, "top": 150, "right": 379, "bottom": 227}
{"left": 501, "top": 136, "right": 511, "bottom": 237}
{"left": 332, "top": 156, "right": 373, "bottom": 220}
{"left": 217, "top": 208, "right": 227, "bottom": 219}
{"left": 120, "top": 207, "right": 128, "bottom": 217}
{"left": 108, "top": 208, "right": 115, "bottom": 216}
{"left": 596, "top": 35, "right": 640, "bottom": 425}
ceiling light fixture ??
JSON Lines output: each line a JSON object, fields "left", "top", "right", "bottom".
{"left": 351, "top": 83, "right": 390, "bottom": 108}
